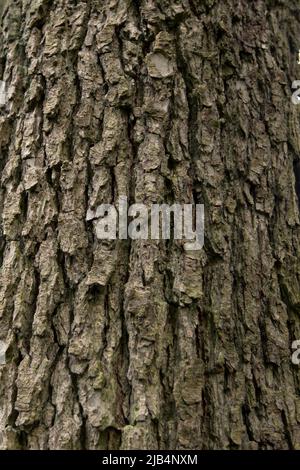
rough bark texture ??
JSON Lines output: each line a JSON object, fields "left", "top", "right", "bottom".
{"left": 0, "top": 0, "right": 300, "bottom": 450}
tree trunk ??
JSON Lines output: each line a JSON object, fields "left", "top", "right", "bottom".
{"left": 0, "top": 0, "right": 300, "bottom": 450}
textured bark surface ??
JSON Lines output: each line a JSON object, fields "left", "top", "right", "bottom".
{"left": 0, "top": 0, "right": 300, "bottom": 450}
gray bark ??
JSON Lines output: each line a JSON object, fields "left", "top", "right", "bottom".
{"left": 0, "top": 0, "right": 300, "bottom": 450}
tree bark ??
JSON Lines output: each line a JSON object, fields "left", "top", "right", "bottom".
{"left": 0, "top": 0, "right": 300, "bottom": 450}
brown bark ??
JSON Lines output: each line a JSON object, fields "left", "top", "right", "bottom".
{"left": 0, "top": 0, "right": 300, "bottom": 450}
